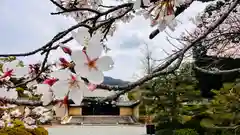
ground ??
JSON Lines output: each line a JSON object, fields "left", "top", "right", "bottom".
{"left": 47, "top": 125, "right": 146, "bottom": 135}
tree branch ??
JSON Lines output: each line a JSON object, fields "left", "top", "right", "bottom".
{"left": 97, "top": 0, "right": 239, "bottom": 101}
{"left": 0, "top": 0, "right": 238, "bottom": 106}
{"left": 98, "top": 55, "right": 184, "bottom": 102}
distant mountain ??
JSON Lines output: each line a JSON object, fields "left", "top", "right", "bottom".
{"left": 103, "top": 76, "right": 130, "bottom": 85}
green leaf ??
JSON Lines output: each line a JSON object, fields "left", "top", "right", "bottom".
{"left": 223, "top": 83, "right": 234, "bottom": 90}
{"left": 200, "top": 119, "right": 215, "bottom": 128}
{"left": 180, "top": 115, "right": 192, "bottom": 124}
{"left": 219, "top": 113, "right": 234, "bottom": 120}
{"left": 16, "top": 87, "right": 24, "bottom": 92}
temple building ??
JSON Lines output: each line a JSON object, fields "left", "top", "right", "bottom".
{"left": 62, "top": 89, "right": 140, "bottom": 125}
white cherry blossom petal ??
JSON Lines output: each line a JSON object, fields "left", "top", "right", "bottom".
{"left": 36, "top": 84, "right": 50, "bottom": 95}
{"left": 71, "top": 50, "right": 88, "bottom": 66}
{"left": 158, "top": 22, "right": 167, "bottom": 32}
{"left": 96, "top": 56, "right": 114, "bottom": 71}
{"left": 41, "top": 92, "right": 53, "bottom": 106}
{"left": 74, "top": 63, "right": 90, "bottom": 77}
{"left": 143, "top": 0, "right": 150, "bottom": 6}
{"left": 168, "top": 20, "right": 178, "bottom": 31}
{"left": 69, "top": 88, "right": 84, "bottom": 105}
{"left": 50, "top": 70, "right": 72, "bottom": 81}
{"left": 24, "top": 107, "right": 31, "bottom": 117}
{"left": 23, "top": 117, "right": 35, "bottom": 125}
{"left": 87, "top": 69, "right": 104, "bottom": 84}
{"left": 77, "top": 80, "right": 89, "bottom": 93}
{"left": 133, "top": 0, "right": 141, "bottom": 10}
{"left": 53, "top": 103, "right": 68, "bottom": 118}
{"left": 71, "top": 31, "right": 82, "bottom": 45}
{"left": 88, "top": 32, "right": 103, "bottom": 46}
{"left": 51, "top": 80, "right": 69, "bottom": 99}
{"left": 86, "top": 43, "right": 103, "bottom": 60}
{"left": 2, "top": 60, "right": 19, "bottom": 72}
{"left": 165, "top": 15, "right": 175, "bottom": 24}
{"left": 72, "top": 27, "right": 90, "bottom": 45}
{"left": 13, "top": 66, "right": 29, "bottom": 78}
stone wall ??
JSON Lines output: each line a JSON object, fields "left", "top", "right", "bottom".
{"left": 68, "top": 107, "right": 82, "bottom": 116}
{"left": 119, "top": 107, "right": 133, "bottom": 116}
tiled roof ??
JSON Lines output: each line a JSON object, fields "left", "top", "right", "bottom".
{"left": 69, "top": 100, "right": 140, "bottom": 107}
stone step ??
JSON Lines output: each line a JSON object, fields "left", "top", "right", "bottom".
{"left": 68, "top": 116, "right": 138, "bottom": 125}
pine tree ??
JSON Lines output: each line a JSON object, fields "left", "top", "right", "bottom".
{"left": 141, "top": 63, "right": 204, "bottom": 134}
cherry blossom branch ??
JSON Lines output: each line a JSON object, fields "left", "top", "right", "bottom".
{"left": 0, "top": 2, "right": 132, "bottom": 57}
{"left": 99, "top": 55, "right": 184, "bottom": 102}
{"left": 50, "top": 0, "right": 101, "bottom": 15}
{"left": 0, "top": 98, "right": 44, "bottom": 106}
{"left": 8, "top": 48, "right": 52, "bottom": 88}
{"left": 97, "top": 0, "right": 239, "bottom": 101}
{"left": 0, "top": 0, "right": 237, "bottom": 106}
{"left": 193, "top": 63, "right": 240, "bottom": 74}
{"left": 0, "top": 0, "right": 218, "bottom": 58}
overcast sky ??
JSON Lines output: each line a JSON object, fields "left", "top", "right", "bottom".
{"left": 0, "top": 0, "right": 209, "bottom": 81}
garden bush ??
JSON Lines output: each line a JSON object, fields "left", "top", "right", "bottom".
{"left": 0, "top": 120, "right": 48, "bottom": 135}
{"left": 173, "top": 129, "right": 199, "bottom": 135}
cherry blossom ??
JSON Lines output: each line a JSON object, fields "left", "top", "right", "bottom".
{"left": 133, "top": 0, "right": 150, "bottom": 10}
{"left": 23, "top": 117, "right": 36, "bottom": 125}
{"left": 36, "top": 83, "right": 54, "bottom": 106}
{"left": 2, "top": 112, "right": 11, "bottom": 122}
{"left": 35, "top": 77, "right": 58, "bottom": 106}
{"left": 71, "top": 44, "right": 114, "bottom": 84}
{"left": 71, "top": 27, "right": 103, "bottom": 47}
{"left": 50, "top": 69, "right": 88, "bottom": 105}
{"left": 53, "top": 102, "right": 68, "bottom": 118}
{"left": 0, "top": 120, "right": 5, "bottom": 127}
{"left": 59, "top": 43, "right": 72, "bottom": 55}
{"left": 32, "top": 106, "right": 49, "bottom": 116}
{"left": 1, "top": 59, "right": 29, "bottom": 79}
{"left": 24, "top": 107, "right": 31, "bottom": 117}
{"left": 39, "top": 113, "right": 52, "bottom": 124}
{"left": 24, "top": 123, "right": 37, "bottom": 129}
{"left": 183, "top": 0, "right": 240, "bottom": 58}
{"left": 58, "top": 57, "right": 73, "bottom": 69}
{"left": 10, "top": 109, "right": 21, "bottom": 117}
{"left": 56, "top": 0, "right": 102, "bottom": 21}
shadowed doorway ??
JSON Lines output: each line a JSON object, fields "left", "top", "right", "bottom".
{"left": 82, "top": 104, "right": 120, "bottom": 115}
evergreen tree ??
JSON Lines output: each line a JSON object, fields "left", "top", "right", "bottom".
{"left": 141, "top": 63, "right": 204, "bottom": 134}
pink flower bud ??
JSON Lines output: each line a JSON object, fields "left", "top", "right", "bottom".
{"left": 59, "top": 58, "right": 71, "bottom": 68}
{"left": 70, "top": 75, "right": 77, "bottom": 81}
{"left": 1, "top": 69, "right": 13, "bottom": 79}
{"left": 43, "top": 78, "right": 58, "bottom": 86}
{"left": 61, "top": 46, "right": 72, "bottom": 55}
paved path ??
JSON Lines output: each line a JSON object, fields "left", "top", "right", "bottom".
{"left": 47, "top": 125, "right": 146, "bottom": 135}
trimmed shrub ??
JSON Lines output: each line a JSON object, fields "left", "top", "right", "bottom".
{"left": 173, "top": 128, "right": 199, "bottom": 135}
{"left": 0, "top": 119, "right": 48, "bottom": 135}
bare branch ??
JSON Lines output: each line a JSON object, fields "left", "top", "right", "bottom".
{"left": 97, "top": 0, "right": 239, "bottom": 101}
{"left": 0, "top": 0, "right": 238, "bottom": 106}
{"left": 98, "top": 55, "right": 184, "bottom": 102}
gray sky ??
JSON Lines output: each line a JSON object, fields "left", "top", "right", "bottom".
{"left": 0, "top": 0, "right": 209, "bottom": 81}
